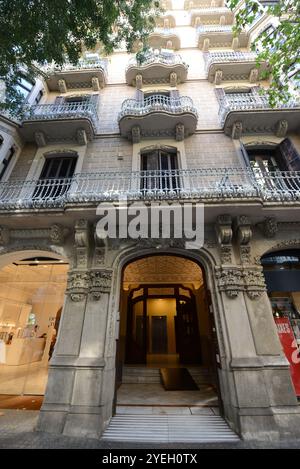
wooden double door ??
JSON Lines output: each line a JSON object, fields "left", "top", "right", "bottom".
{"left": 125, "top": 285, "right": 202, "bottom": 365}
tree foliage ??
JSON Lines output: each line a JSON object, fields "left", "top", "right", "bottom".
{"left": 227, "top": 0, "right": 300, "bottom": 106}
{"left": 0, "top": 0, "right": 161, "bottom": 115}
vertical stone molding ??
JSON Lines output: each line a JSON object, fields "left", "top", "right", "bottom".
{"left": 74, "top": 219, "right": 90, "bottom": 269}
{"left": 234, "top": 215, "right": 252, "bottom": 264}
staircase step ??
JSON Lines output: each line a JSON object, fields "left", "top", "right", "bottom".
{"left": 102, "top": 414, "right": 240, "bottom": 443}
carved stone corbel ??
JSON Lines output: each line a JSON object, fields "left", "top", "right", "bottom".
{"left": 275, "top": 119, "right": 288, "bottom": 138}
{"left": 74, "top": 219, "right": 90, "bottom": 269}
{"left": 215, "top": 70, "right": 223, "bottom": 85}
{"left": 231, "top": 37, "right": 239, "bottom": 50}
{"left": 76, "top": 128, "right": 87, "bottom": 145}
{"left": 58, "top": 79, "right": 67, "bottom": 93}
{"left": 170, "top": 72, "right": 177, "bottom": 87}
{"left": 203, "top": 38, "right": 210, "bottom": 52}
{"left": 131, "top": 125, "right": 141, "bottom": 143}
{"left": 234, "top": 215, "right": 252, "bottom": 264}
{"left": 175, "top": 123, "right": 185, "bottom": 141}
{"left": 259, "top": 217, "right": 278, "bottom": 239}
{"left": 232, "top": 121, "right": 243, "bottom": 139}
{"left": 249, "top": 68, "right": 259, "bottom": 83}
{"left": 215, "top": 215, "right": 233, "bottom": 264}
{"left": 135, "top": 74, "right": 143, "bottom": 90}
{"left": 34, "top": 131, "right": 46, "bottom": 147}
{"left": 91, "top": 76, "right": 100, "bottom": 91}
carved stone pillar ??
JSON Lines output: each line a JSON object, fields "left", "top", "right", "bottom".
{"left": 232, "top": 121, "right": 243, "bottom": 139}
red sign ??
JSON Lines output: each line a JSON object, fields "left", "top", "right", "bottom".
{"left": 275, "top": 317, "right": 300, "bottom": 396}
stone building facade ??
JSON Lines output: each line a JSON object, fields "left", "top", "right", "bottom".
{"left": 0, "top": 0, "right": 300, "bottom": 441}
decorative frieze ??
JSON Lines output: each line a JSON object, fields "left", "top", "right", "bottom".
{"left": 215, "top": 265, "right": 266, "bottom": 300}
{"left": 66, "top": 269, "right": 113, "bottom": 301}
{"left": 0, "top": 224, "right": 68, "bottom": 246}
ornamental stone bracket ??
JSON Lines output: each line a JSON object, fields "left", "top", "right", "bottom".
{"left": 66, "top": 269, "right": 113, "bottom": 302}
{"left": 0, "top": 224, "right": 69, "bottom": 246}
{"left": 234, "top": 215, "right": 252, "bottom": 264}
{"left": 215, "top": 265, "right": 266, "bottom": 300}
{"left": 215, "top": 214, "right": 233, "bottom": 264}
{"left": 257, "top": 217, "right": 278, "bottom": 239}
{"left": 74, "top": 219, "right": 90, "bottom": 269}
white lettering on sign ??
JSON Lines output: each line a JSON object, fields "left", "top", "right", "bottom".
{"left": 276, "top": 323, "right": 291, "bottom": 334}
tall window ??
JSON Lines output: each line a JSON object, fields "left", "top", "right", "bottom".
{"left": 141, "top": 148, "right": 179, "bottom": 193}
{"left": 33, "top": 154, "right": 77, "bottom": 200}
{"left": 15, "top": 75, "right": 35, "bottom": 100}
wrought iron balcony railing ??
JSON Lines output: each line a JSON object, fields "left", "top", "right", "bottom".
{"left": 119, "top": 95, "right": 198, "bottom": 119}
{"left": 1, "top": 168, "right": 300, "bottom": 210}
{"left": 204, "top": 51, "right": 257, "bottom": 71}
{"left": 23, "top": 101, "right": 99, "bottom": 131}
{"left": 219, "top": 92, "right": 300, "bottom": 125}
{"left": 127, "top": 53, "right": 187, "bottom": 70}
{"left": 41, "top": 59, "right": 108, "bottom": 75}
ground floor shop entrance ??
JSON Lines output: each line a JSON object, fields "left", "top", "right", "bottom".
{"left": 0, "top": 253, "right": 68, "bottom": 408}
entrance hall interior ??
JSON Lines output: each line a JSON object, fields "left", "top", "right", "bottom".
{"left": 116, "top": 255, "right": 220, "bottom": 412}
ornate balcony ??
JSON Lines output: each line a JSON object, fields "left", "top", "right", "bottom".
{"left": 204, "top": 51, "right": 267, "bottom": 83}
{"left": 125, "top": 52, "right": 188, "bottom": 87}
{"left": 42, "top": 59, "right": 108, "bottom": 93}
{"left": 184, "top": 0, "right": 225, "bottom": 9}
{"left": 2, "top": 168, "right": 300, "bottom": 211}
{"left": 118, "top": 94, "right": 198, "bottom": 142}
{"left": 156, "top": 14, "right": 176, "bottom": 29}
{"left": 148, "top": 29, "right": 181, "bottom": 51}
{"left": 197, "top": 25, "right": 248, "bottom": 50}
{"left": 20, "top": 101, "right": 99, "bottom": 146}
{"left": 219, "top": 91, "right": 300, "bottom": 138}
{"left": 191, "top": 8, "right": 234, "bottom": 26}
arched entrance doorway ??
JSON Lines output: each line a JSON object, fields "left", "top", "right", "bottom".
{"left": 114, "top": 254, "right": 222, "bottom": 412}
{"left": 262, "top": 249, "right": 300, "bottom": 397}
{"left": 0, "top": 252, "right": 68, "bottom": 409}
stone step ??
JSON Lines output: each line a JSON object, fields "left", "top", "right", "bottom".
{"left": 102, "top": 414, "right": 240, "bottom": 443}
{"left": 122, "top": 366, "right": 213, "bottom": 384}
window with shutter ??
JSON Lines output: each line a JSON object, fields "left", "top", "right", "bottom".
{"left": 141, "top": 148, "right": 179, "bottom": 193}
{"left": 33, "top": 154, "right": 77, "bottom": 200}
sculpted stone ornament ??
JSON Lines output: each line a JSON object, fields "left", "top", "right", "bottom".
{"left": 215, "top": 214, "right": 233, "bottom": 264}
{"left": 34, "top": 131, "right": 46, "bottom": 147}
{"left": 76, "top": 128, "right": 88, "bottom": 145}
{"left": 215, "top": 70, "right": 223, "bottom": 86}
{"left": 89, "top": 270, "right": 113, "bottom": 300}
{"left": 244, "top": 268, "right": 266, "bottom": 300}
{"left": 261, "top": 217, "right": 278, "bottom": 239}
{"left": 232, "top": 121, "right": 243, "bottom": 140}
{"left": 91, "top": 76, "right": 100, "bottom": 91}
{"left": 170, "top": 72, "right": 177, "bottom": 87}
{"left": 215, "top": 266, "right": 244, "bottom": 299}
{"left": 49, "top": 224, "right": 65, "bottom": 245}
{"left": 58, "top": 79, "right": 67, "bottom": 93}
{"left": 67, "top": 271, "right": 90, "bottom": 302}
{"left": 131, "top": 125, "right": 141, "bottom": 143}
{"left": 234, "top": 215, "right": 252, "bottom": 264}
{"left": 175, "top": 123, "right": 185, "bottom": 141}
{"left": 249, "top": 68, "right": 259, "bottom": 83}
{"left": 275, "top": 119, "right": 288, "bottom": 138}
{"left": 135, "top": 74, "right": 143, "bottom": 90}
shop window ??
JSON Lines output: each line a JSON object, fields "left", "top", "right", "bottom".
{"left": 140, "top": 148, "right": 180, "bottom": 193}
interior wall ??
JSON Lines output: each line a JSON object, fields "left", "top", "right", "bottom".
{"left": 147, "top": 298, "right": 177, "bottom": 354}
